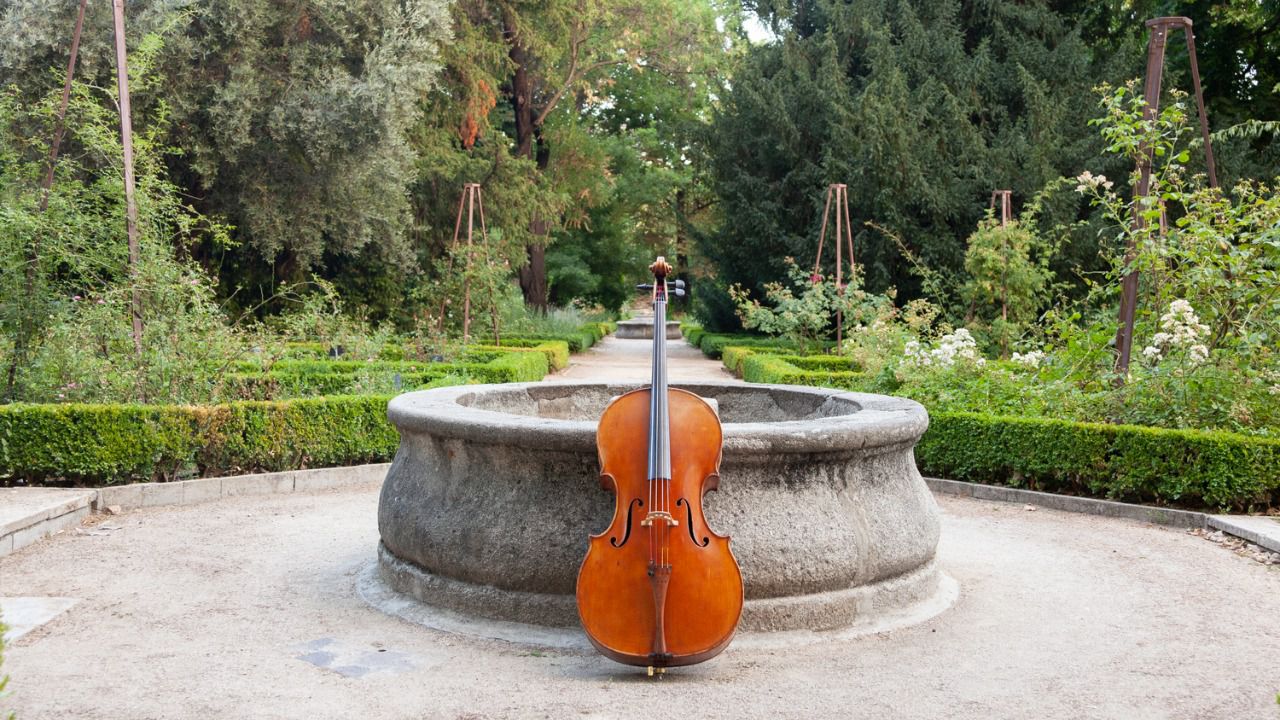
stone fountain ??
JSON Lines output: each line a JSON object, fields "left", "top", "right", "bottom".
{"left": 374, "top": 381, "right": 947, "bottom": 636}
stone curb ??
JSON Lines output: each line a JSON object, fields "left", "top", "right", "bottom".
{"left": 1, "top": 464, "right": 390, "bottom": 558}
{"left": 92, "top": 463, "right": 391, "bottom": 512}
{"left": 1206, "top": 515, "right": 1280, "bottom": 554}
{"left": 925, "top": 478, "right": 1208, "bottom": 529}
{"left": 0, "top": 492, "right": 93, "bottom": 559}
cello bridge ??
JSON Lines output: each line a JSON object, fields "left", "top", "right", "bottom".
{"left": 640, "top": 511, "right": 679, "bottom": 527}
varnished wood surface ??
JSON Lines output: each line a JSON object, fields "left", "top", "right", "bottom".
{"left": 576, "top": 388, "right": 744, "bottom": 667}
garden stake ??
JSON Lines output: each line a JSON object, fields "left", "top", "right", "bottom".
{"left": 1114, "top": 16, "right": 1219, "bottom": 382}
{"left": 440, "top": 183, "right": 493, "bottom": 344}
{"left": 990, "top": 190, "right": 1013, "bottom": 331}
{"left": 810, "top": 184, "right": 857, "bottom": 353}
{"left": 111, "top": 0, "right": 145, "bottom": 359}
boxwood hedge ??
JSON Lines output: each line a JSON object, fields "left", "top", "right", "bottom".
{"left": 727, "top": 350, "right": 1279, "bottom": 510}
{"left": 920, "top": 412, "right": 1279, "bottom": 510}
{"left": 0, "top": 339, "right": 569, "bottom": 485}
{"left": 0, "top": 395, "right": 401, "bottom": 485}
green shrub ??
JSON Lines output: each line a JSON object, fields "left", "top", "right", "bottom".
{"left": 470, "top": 341, "right": 570, "bottom": 371}
{"left": 740, "top": 354, "right": 870, "bottom": 390}
{"left": 0, "top": 396, "right": 399, "bottom": 485}
{"left": 484, "top": 321, "right": 606, "bottom": 352}
{"left": 682, "top": 323, "right": 706, "bottom": 347}
{"left": 730, "top": 351, "right": 1280, "bottom": 510}
{"left": 220, "top": 346, "right": 552, "bottom": 399}
{"left": 919, "top": 412, "right": 1280, "bottom": 510}
{"left": 696, "top": 332, "right": 830, "bottom": 359}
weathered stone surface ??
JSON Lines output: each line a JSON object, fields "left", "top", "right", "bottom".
{"left": 378, "top": 381, "right": 940, "bottom": 633}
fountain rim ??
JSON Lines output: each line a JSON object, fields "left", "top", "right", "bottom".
{"left": 386, "top": 380, "right": 928, "bottom": 455}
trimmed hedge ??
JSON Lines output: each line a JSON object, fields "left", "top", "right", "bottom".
{"left": 729, "top": 349, "right": 1279, "bottom": 510}
{"left": 0, "top": 331, "right": 594, "bottom": 486}
{"left": 739, "top": 353, "right": 870, "bottom": 391}
{"left": 484, "top": 322, "right": 615, "bottom": 352}
{"left": 473, "top": 340, "right": 571, "bottom": 370}
{"left": 695, "top": 332, "right": 832, "bottom": 359}
{"left": 221, "top": 345, "right": 553, "bottom": 400}
{"left": 920, "top": 411, "right": 1280, "bottom": 510}
{"left": 0, "top": 396, "right": 400, "bottom": 484}
{"left": 681, "top": 323, "right": 706, "bottom": 348}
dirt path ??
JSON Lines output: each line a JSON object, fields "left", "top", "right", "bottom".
{"left": 3, "top": 488, "right": 1279, "bottom": 719}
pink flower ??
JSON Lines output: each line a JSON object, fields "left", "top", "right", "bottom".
{"left": 72, "top": 295, "right": 82, "bottom": 301}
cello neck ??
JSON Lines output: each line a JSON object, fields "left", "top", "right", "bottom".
{"left": 647, "top": 260, "right": 671, "bottom": 482}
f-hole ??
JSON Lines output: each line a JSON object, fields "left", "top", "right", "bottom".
{"left": 610, "top": 498, "right": 644, "bottom": 547}
{"left": 675, "top": 498, "right": 710, "bottom": 547}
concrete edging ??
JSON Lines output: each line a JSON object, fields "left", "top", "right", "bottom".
{"left": 925, "top": 478, "right": 1208, "bottom": 529}
{"left": 1206, "top": 515, "right": 1280, "bottom": 554}
{"left": 0, "top": 491, "right": 94, "bottom": 558}
{"left": 1, "top": 464, "right": 390, "bottom": 558}
{"left": 930, "top": 477, "right": 1280, "bottom": 554}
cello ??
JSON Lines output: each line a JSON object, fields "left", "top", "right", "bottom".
{"left": 576, "top": 257, "right": 743, "bottom": 674}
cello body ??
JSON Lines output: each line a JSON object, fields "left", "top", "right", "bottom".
{"left": 576, "top": 258, "right": 743, "bottom": 669}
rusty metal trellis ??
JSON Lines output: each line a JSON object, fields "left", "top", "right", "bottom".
{"left": 111, "top": 0, "right": 145, "bottom": 358}
{"left": 990, "top": 190, "right": 1012, "bottom": 228}
{"left": 1114, "top": 16, "right": 1219, "bottom": 381}
{"left": 810, "top": 183, "right": 857, "bottom": 353}
{"left": 439, "top": 183, "right": 498, "bottom": 344}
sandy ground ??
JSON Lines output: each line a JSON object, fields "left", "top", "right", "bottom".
{"left": 3, "top": 487, "right": 1279, "bottom": 720}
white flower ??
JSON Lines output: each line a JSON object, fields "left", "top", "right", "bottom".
{"left": 1145, "top": 300, "right": 1210, "bottom": 366}
{"left": 1011, "top": 350, "right": 1045, "bottom": 368}
{"left": 1074, "top": 170, "right": 1113, "bottom": 193}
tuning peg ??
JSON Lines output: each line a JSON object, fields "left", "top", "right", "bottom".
{"left": 672, "top": 279, "right": 686, "bottom": 289}
{"left": 672, "top": 288, "right": 686, "bottom": 297}
{"left": 636, "top": 283, "right": 654, "bottom": 292}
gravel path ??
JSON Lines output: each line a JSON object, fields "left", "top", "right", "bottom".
{"left": 3, "top": 487, "right": 1278, "bottom": 719}
{"left": 551, "top": 333, "right": 735, "bottom": 383}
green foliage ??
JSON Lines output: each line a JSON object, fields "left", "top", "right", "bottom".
{"left": 917, "top": 411, "right": 1280, "bottom": 511}
{"left": 960, "top": 218, "right": 1053, "bottom": 355}
{"left": 0, "top": 50, "right": 261, "bottom": 405}
{"left": 163, "top": 0, "right": 452, "bottom": 272}
{"left": 728, "top": 260, "right": 846, "bottom": 353}
{"left": 0, "top": 395, "right": 397, "bottom": 484}
{"left": 705, "top": 0, "right": 1109, "bottom": 320}
{"left": 725, "top": 347, "right": 1278, "bottom": 509}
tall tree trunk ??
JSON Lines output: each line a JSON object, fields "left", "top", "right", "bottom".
{"left": 504, "top": 9, "right": 549, "bottom": 312}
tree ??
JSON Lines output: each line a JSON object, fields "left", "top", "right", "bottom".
{"left": 2, "top": 0, "right": 452, "bottom": 287}
{"left": 701, "top": 0, "right": 1111, "bottom": 329}
{"left": 440, "top": 0, "right": 721, "bottom": 310}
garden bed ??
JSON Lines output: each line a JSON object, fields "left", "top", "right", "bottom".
{"left": 0, "top": 328, "right": 609, "bottom": 486}
{"left": 708, "top": 340, "right": 1279, "bottom": 511}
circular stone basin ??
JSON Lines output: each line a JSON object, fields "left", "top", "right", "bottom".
{"left": 377, "top": 381, "right": 942, "bottom": 634}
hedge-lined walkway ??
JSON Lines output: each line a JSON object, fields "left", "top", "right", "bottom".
{"left": 552, "top": 332, "right": 736, "bottom": 383}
